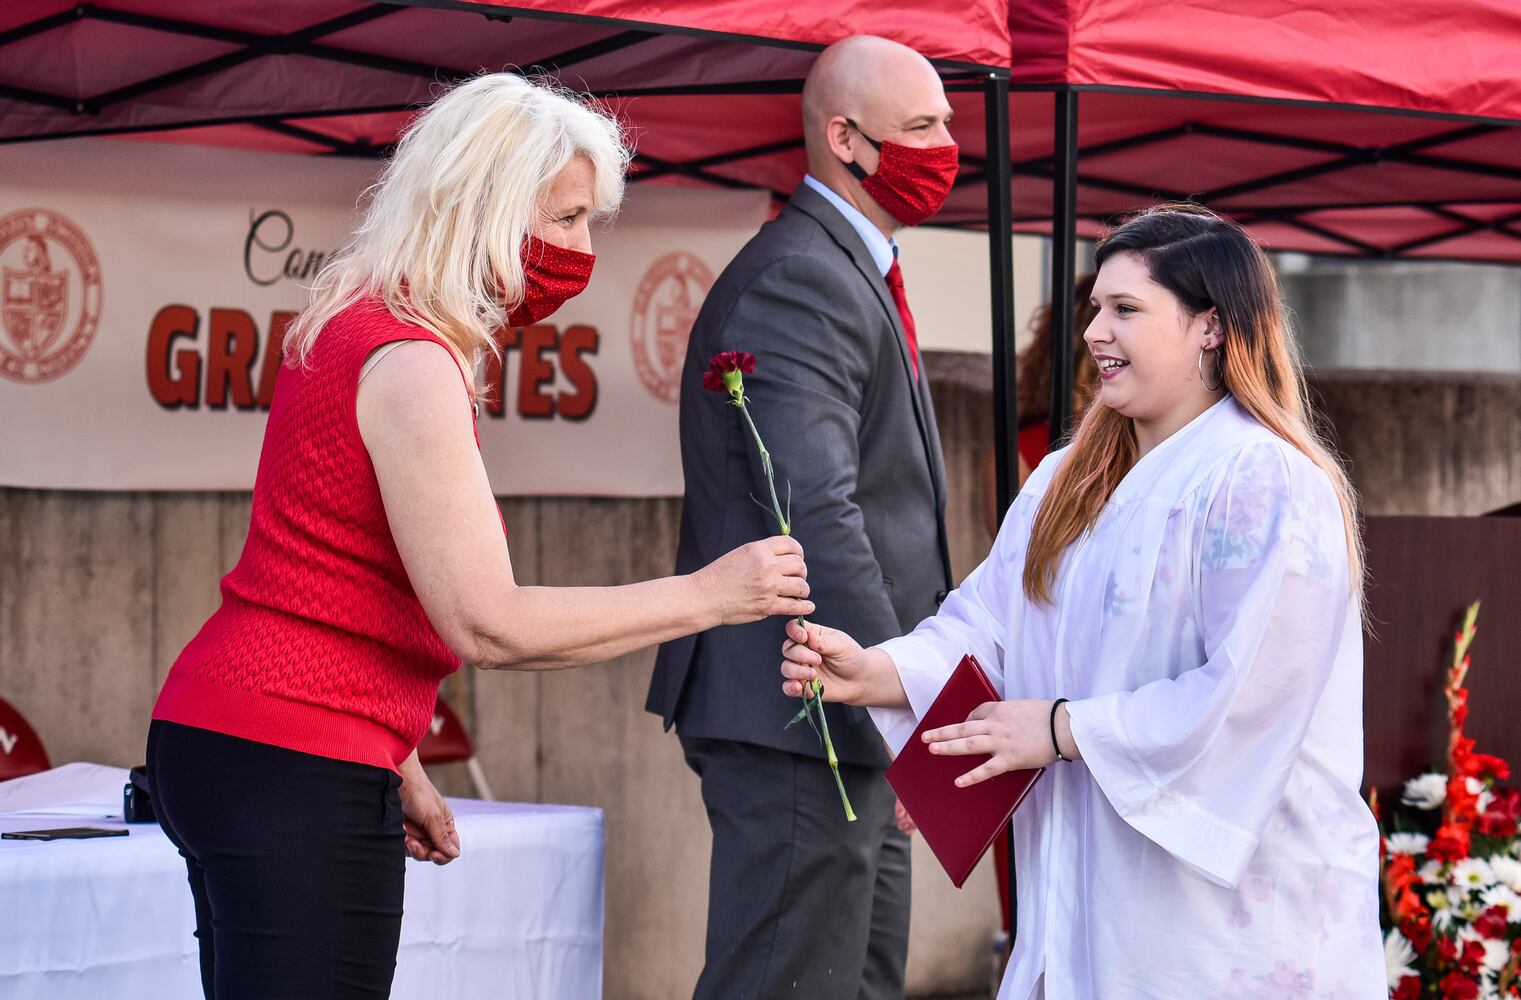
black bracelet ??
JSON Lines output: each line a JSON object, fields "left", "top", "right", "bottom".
{"left": 1050, "top": 698, "right": 1071, "bottom": 763}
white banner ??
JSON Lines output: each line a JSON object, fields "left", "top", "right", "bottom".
{"left": 0, "top": 139, "right": 769, "bottom": 495}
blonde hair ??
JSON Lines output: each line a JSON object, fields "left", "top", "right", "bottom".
{"left": 1023, "top": 204, "right": 1363, "bottom": 607}
{"left": 283, "top": 73, "right": 630, "bottom": 390}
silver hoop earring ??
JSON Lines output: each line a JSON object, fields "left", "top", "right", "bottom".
{"left": 1198, "top": 348, "right": 1223, "bottom": 392}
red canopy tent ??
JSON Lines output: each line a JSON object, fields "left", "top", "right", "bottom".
{"left": 0, "top": 0, "right": 1026, "bottom": 524}
{"left": 987, "top": 0, "right": 1521, "bottom": 463}
{"left": 3, "top": 0, "right": 1517, "bottom": 436}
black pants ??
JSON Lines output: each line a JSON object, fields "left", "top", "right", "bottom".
{"left": 147, "top": 720, "right": 407, "bottom": 1000}
{"left": 680, "top": 736, "right": 911, "bottom": 1000}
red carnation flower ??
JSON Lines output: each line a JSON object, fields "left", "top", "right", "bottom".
{"left": 1477, "top": 811, "right": 1518, "bottom": 838}
{"left": 1402, "top": 910, "right": 1433, "bottom": 954}
{"left": 1478, "top": 787, "right": 1521, "bottom": 837}
{"left": 1460, "top": 939, "right": 1486, "bottom": 975}
{"left": 1476, "top": 905, "right": 1510, "bottom": 940}
{"left": 701, "top": 351, "right": 757, "bottom": 394}
{"left": 1492, "top": 787, "right": 1521, "bottom": 818}
{"left": 1441, "top": 971, "right": 1480, "bottom": 1000}
{"left": 1428, "top": 822, "right": 1471, "bottom": 862}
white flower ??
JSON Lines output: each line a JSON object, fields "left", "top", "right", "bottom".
{"left": 1402, "top": 772, "right": 1448, "bottom": 810}
{"left": 1386, "top": 832, "right": 1431, "bottom": 855}
{"left": 1480, "top": 938, "right": 1509, "bottom": 972}
{"left": 1434, "top": 906, "right": 1458, "bottom": 931}
{"left": 1467, "top": 776, "right": 1486, "bottom": 796}
{"left": 1482, "top": 884, "right": 1521, "bottom": 921}
{"left": 1490, "top": 855, "right": 1521, "bottom": 893}
{"left": 1384, "top": 929, "right": 1418, "bottom": 989}
{"left": 1452, "top": 858, "right": 1496, "bottom": 890}
{"left": 1419, "top": 859, "right": 1446, "bottom": 883}
{"left": 1478, "top": 789, "right": 1495, "bottom": 813}
{"left": 1480, "top": 976, "right": 1501, "bottom": 1000}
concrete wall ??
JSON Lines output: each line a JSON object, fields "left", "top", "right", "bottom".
{"left": 3, "top": 358, "right": 1519, "bottom": 999}
{"left": 1281, "top": 260, "right": 1521, "bottom": 373}
{"left": 1313, "top": 369, "right": 1521, "bottom": 516}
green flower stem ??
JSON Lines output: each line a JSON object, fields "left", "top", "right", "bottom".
{"left": 810, "top": 682, "right": 857, "bottom": 823}
{"left": 733, "top": 390, "right": 856, "bottom": 823}
{"left": 735, "top": 399, "right": 789, "bottom": 536}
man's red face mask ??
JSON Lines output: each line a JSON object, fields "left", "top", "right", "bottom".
{"left": 843, "top": 119, "right": 959, "bottom": 227}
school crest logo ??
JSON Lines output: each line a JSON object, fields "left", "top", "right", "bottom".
{"left": 0, "top": 208, "right": 102, "bottom": 384}
{"left": 630, "top": 252, "right": 713, "bottom": 404}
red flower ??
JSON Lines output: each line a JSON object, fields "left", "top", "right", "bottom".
{"left": 1393, "top": 976, "right": 1422, "bottom": 1000}
{"left": 1477, "top": 811, "right": 1519, "bottom": 838}
{"left": 1460, "top": 939, "right": 1487, "bottom": 975}
{"left": 1449, "top": 774, "right": 1481, "bottom": 822}
{"left": 1428, "top": 822, "right": 1472, "bottom": 862}
{"left": 1476, "top": 905, "right": 1510, "bottom": 939}
{"left": 1491, "top": 787, "right": 1521, "bottom": 819}
{"left": 1470, "top": 753, "right": 1510, "bottom": 781}
{"left": 1392, "top": 884, "right": 1427, "bottom": 925}
{"left": 1441, "top": 971, "right": 1480, "bottom": 1000}
{"left": 1451, "top": 691, "right": 1470, "bottom": 730}
{"left": 1402, "top": 910, "right": 1434, "bottom": 954}
{"left": 1452, "top": 735, "right": 1509, "bottom": 782}
{"left": 701, "top": 351, "right": 756, "bottom": 393}
{"left": 1435, "top": 938, "right": 1485, "bottom": 978}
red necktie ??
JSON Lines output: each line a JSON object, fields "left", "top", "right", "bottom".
{"left": 885, "top": 259, "right": 920, "bottom": 381}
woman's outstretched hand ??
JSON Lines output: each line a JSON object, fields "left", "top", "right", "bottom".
{"left": 694, "top": 536, "right": 814, "bottom": 625}
{"left": 922, "top": 699, "right": 1079, "bottom": 787}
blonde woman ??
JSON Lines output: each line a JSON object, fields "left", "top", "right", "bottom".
{"left": 782, "top": 205, "right": 1384, "bottom": 998}
{"left": 147, "top": 74, "right": 813, "bottom": 1000}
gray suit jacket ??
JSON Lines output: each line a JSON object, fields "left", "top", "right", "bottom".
{"left": 645, "top": 182, "right": 954, "bottom": 768}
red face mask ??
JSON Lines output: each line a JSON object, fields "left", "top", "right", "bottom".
{"left": 844, "top": 119, "right": 959, "bottom": 227}
{"left": 506, "top": 235, "right": 595, "bottom": 326}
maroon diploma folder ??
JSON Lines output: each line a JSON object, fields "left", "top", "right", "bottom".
{"left": 885, "top": 654, "right": 1044, "bottom": 888}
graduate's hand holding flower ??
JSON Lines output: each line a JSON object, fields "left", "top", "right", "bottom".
{"left": 780, "top": 619, "right": 908, "bottom": 709}
{"left": 924, "top": 699, "right": 1081, "bottom": 788}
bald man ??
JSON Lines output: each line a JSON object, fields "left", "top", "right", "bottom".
{"left": 648, "top": 36, "right": 958, "bottom": 999}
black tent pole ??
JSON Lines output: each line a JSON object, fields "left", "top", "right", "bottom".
{"left": 1049, "top": 90, "right": 1079, "bottom": 446}
{"left": 984, "top": 69, "right": 1019, "bottom": 958}
{"left": 987, "top": 73, "right": 1018, "bottom": 521}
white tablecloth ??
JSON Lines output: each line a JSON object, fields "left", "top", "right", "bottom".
{"left": 0, "top": 765, "right": 604, "bottom": 999}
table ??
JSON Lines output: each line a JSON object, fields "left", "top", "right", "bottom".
{"left": 0, "top": 765, "right": 604, "bottom": 999}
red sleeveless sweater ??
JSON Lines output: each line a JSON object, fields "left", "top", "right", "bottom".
{"left": 153, "top": 300, "right": 468, "bottom": 771}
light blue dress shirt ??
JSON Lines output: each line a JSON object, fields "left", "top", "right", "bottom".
{"left": 801, "top": 174, "right": 898, "bottom": 278}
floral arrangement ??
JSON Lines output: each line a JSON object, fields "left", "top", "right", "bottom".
{"left": 1379, "top": 603, "right": 1521, "bottom": 998}
{"left": 703, "top": 351, "right": 856, "bottom": 821}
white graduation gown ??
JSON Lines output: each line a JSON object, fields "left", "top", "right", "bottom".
{"left": 870, "top": 397, "right": 1384, "bottom": 999}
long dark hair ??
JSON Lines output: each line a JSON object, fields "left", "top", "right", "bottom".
{"left": 1023, "top": 203, "right": 1363, "bottom": 605}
